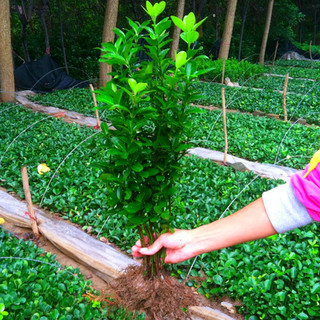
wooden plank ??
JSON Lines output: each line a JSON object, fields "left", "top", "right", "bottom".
{"left": 190, "top": 306, "right": 237, "bottom": 320}
{"left": 0, "top": 190, "right": 138, "bottom": 281}
{"left": 188, "top": 147, "right": 297, "bottom": 182}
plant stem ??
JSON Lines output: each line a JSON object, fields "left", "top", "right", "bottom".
{"left": 137, "top": 225, "right": 151, "bottom": 277}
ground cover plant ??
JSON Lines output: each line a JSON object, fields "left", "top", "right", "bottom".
{"left": 196, "top": 58, "right": 264, "bottom": 82}
{"left": 22, "top": 87, "right": 320, "bottom": 169}
{"left": 266, "top": 65, "right": 320, "bottom": 80}
{"left": 191, "top": 108, "right": 320, "bottom": 169}
{"left": 194, "top": 82, "right": 320, "bottom": 125}
{"left": 270, "top": 59, "right": 320, "bottom": 70}
{"left": 28, "top": 88, "right": 110, "bottom": 120}
{"left": 1, "top": 103, "right": 320, "bottom": 318}
{"left": 0, "top": 228, "right": 141, "bottom": 320}
{"left": 239, "top": 75, "right": 320, "bottom": 95}
{"left": 292, "top": 41, "right": 320, "bottom": 57}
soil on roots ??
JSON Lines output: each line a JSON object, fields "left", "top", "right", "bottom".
{"left": 106, "top": 265, "right": 201, "bottom": 320}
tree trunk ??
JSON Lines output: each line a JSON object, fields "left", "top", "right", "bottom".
{"left": 238, "top": 0, "right": 249, "bottom": 61}
{"left": 194, "top": 0, "right": 207, "bottom": 39}
{"left": 39, "top": 0, "right": 50, "bottom": 54}
{"left": 57, "top": 0, "right": 69, "bottom": 74}
{"left": 99, "top": 0, "right": 119, "bottom": 88}
{"left": 14, "top": 0, "right": 35, "bottom": 63}
{"left": 313, "top": 7, "right": 319, "bottom": 45}
{"left": 259, "top": 0, "right": 274, "bottom": 65}
{"left": 169, "top": 0, "right": 185, "bottom": 59}
{"left": 0, "top": 0, "right": 15, "bottom": 102}
{"left": 131, "top": 0, "right": 141, "bottom": 21}
{"left": 218, "top": 0, "right": 238, "bottom": 60}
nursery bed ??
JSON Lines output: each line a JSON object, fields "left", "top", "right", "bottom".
{"left": 0, "top": 226, "right": 140, "bottom": 320}
{"left": 1, "top": 103, "right": 320, "bottom": 318}
{"left": 193, "top": 82, "right": 320, "bottom": 126}
{"left": 12, "top": 95, "right": 320, "bottom": 170}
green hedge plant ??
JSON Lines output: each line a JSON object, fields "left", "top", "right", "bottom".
{"left": 96, "top": 1, "right": 211, "bottom": 278}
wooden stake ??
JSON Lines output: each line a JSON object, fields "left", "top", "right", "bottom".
{"left": 221, "top": 87, "right": 228, "bottom": 164}
{"left": 282, "top": 73, "right": 289, "bottom": 121}
{"left": 21, "top": 166, "right": 39, "bottom": 239}
{"left": 270, "top": 40, "right": 279, "bottom": 74}
{"left": 89, "top": 84, "right": 101, "bottom": 128}
{"left": 309, "top": 40, "right": 313, "bottom": 69}
{"left": 221, "top": 59, "right": 226, "bottom": 84}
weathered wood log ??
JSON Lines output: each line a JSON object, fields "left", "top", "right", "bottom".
{"left": 188, "top": 147, "right": 297, "bottom": 182}
{"left": 15, "top": 91, "right": 100, "bottom": 128}
{"left": 0, "top": 190, "right": 138, "bottom": 281}
{"left": 190, "top": 306, "right": 237, "bottom": 320}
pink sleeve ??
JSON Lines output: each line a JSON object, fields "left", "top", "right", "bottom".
{"left": 291, "top": 163, "right": 320, "bottom": 221}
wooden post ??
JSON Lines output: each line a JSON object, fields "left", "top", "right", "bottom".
{"left": 309, "top": 40, "right": 313, "bottom": 69}
{"left": 270, "top": 40, "right": 279, "bottom": 74}
{"left": 282, "top": 73, "right": 289, "bottom": 121}
{"left": 21, "top": 166, "right": 39, "bottom": 239}
{"left": 221, "top": 87, "right": 228, "bottom": 164}
{"left": 221, "top": 59, "right": 226, "bottom": 84}
{"left": 0, "top": 0, "right": 15, "bottom": 102}
{"left": 89, "top": 84, "right": 101, "bottom": 128}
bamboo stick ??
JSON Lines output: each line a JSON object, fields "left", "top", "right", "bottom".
{"left": 221, "top": 59, "right": 226, "bottom": 84}
{"left": 21, "top": 166, "right": 39, "bottom": 239}
{"left": 89, "top": 84, "right": 101, "bottom": 128}
{"left": 282, "top": 73, "right": 289, "bottom": 121}
{"left": 221, "top": 87, "right": 228, "bottom": 164}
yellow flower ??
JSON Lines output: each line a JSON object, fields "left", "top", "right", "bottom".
{"left": 37, "top": 163, "right": 51, "bottom": 175}
{"left": 304, "top": 150, "right": 320, "bottom": 178}
{"left": 0, "top": 218, "right": 5, "bottom": 224}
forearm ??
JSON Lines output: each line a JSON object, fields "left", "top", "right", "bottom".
{"left": 189, "top": 198, "right": 277, "bottom": 256}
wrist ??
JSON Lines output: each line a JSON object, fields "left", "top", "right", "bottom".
{"left": 187, "top": 225, "right": 219, "bottom": 257}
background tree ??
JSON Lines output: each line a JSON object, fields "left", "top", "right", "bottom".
{"left": 259, "top": 0, "right": 274, "bottom": 64}
{"left": 13, "top": 0, "right": 35, "bottom": 63}
{"left": 7, "top": 0, "right": 314, "bottom": 82}
{"left": 99, "top": 0, "right": 119, "bottom": 88}
{"left": 238, "top": 0, "right": 250, "bottom": 60}
{"left": 169, "top": 0, "right": 185, "bottom": 59}
{"left": 0, "top": 0, "right": 15, "bottom": 102}
{"left": 218, "top": 0, "right": 238, "bottom": 60}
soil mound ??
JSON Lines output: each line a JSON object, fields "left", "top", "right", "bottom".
{"left": 107, "top": 265, "right": 201, "bottom": 320}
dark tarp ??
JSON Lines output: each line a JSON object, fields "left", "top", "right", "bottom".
{"left": 14, "top": 55, "right": 89, "bottom": 93}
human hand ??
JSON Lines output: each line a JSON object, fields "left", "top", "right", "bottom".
{"left": 131, "top": 229, "right": 196, "bottom": 264}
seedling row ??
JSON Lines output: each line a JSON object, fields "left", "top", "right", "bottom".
{"left": 1, "top": 104, "right": 320, "bottom": 318}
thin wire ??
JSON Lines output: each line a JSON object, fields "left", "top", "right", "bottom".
{"left": 40, "top": 131, "right": 101, "bottom": 206}
{"left": 0, "top": 256, "right": 77, "bottom": 277}
{"left": 0, "top": 117, "right": 48, "bottom": 166}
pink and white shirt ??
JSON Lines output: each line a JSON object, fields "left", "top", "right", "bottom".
{"left": 263, "top": 151, "right": 320, "bottom": 233}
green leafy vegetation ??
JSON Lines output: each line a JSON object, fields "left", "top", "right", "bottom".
{"left": 0, "top": 228, "right": 141, "bottom": 320}
{"left": 293, "top": 41, "right": 320, "bottom": 56}
{"left": 192, "top": 108, "right": 320, "bottom": 169}
{"left": 197, "top": 58, "right": 264, "bottom": 82}
{"left": 194, "top": 82, "right": 320, "bottom": 125}
{"left": 267, "top": 65, "right": 320, "bottom": 80}
{"left": 270, "top": 59, "right": 320, "bottom": 70}
{"left": 29, "top": 88, "right": 100, "bottom": 118}
{"left": 239, "top": 75, "right": 320, "bottom": 95}
{"left": 1, "top": 103, "right": 320, "bottom": 318}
